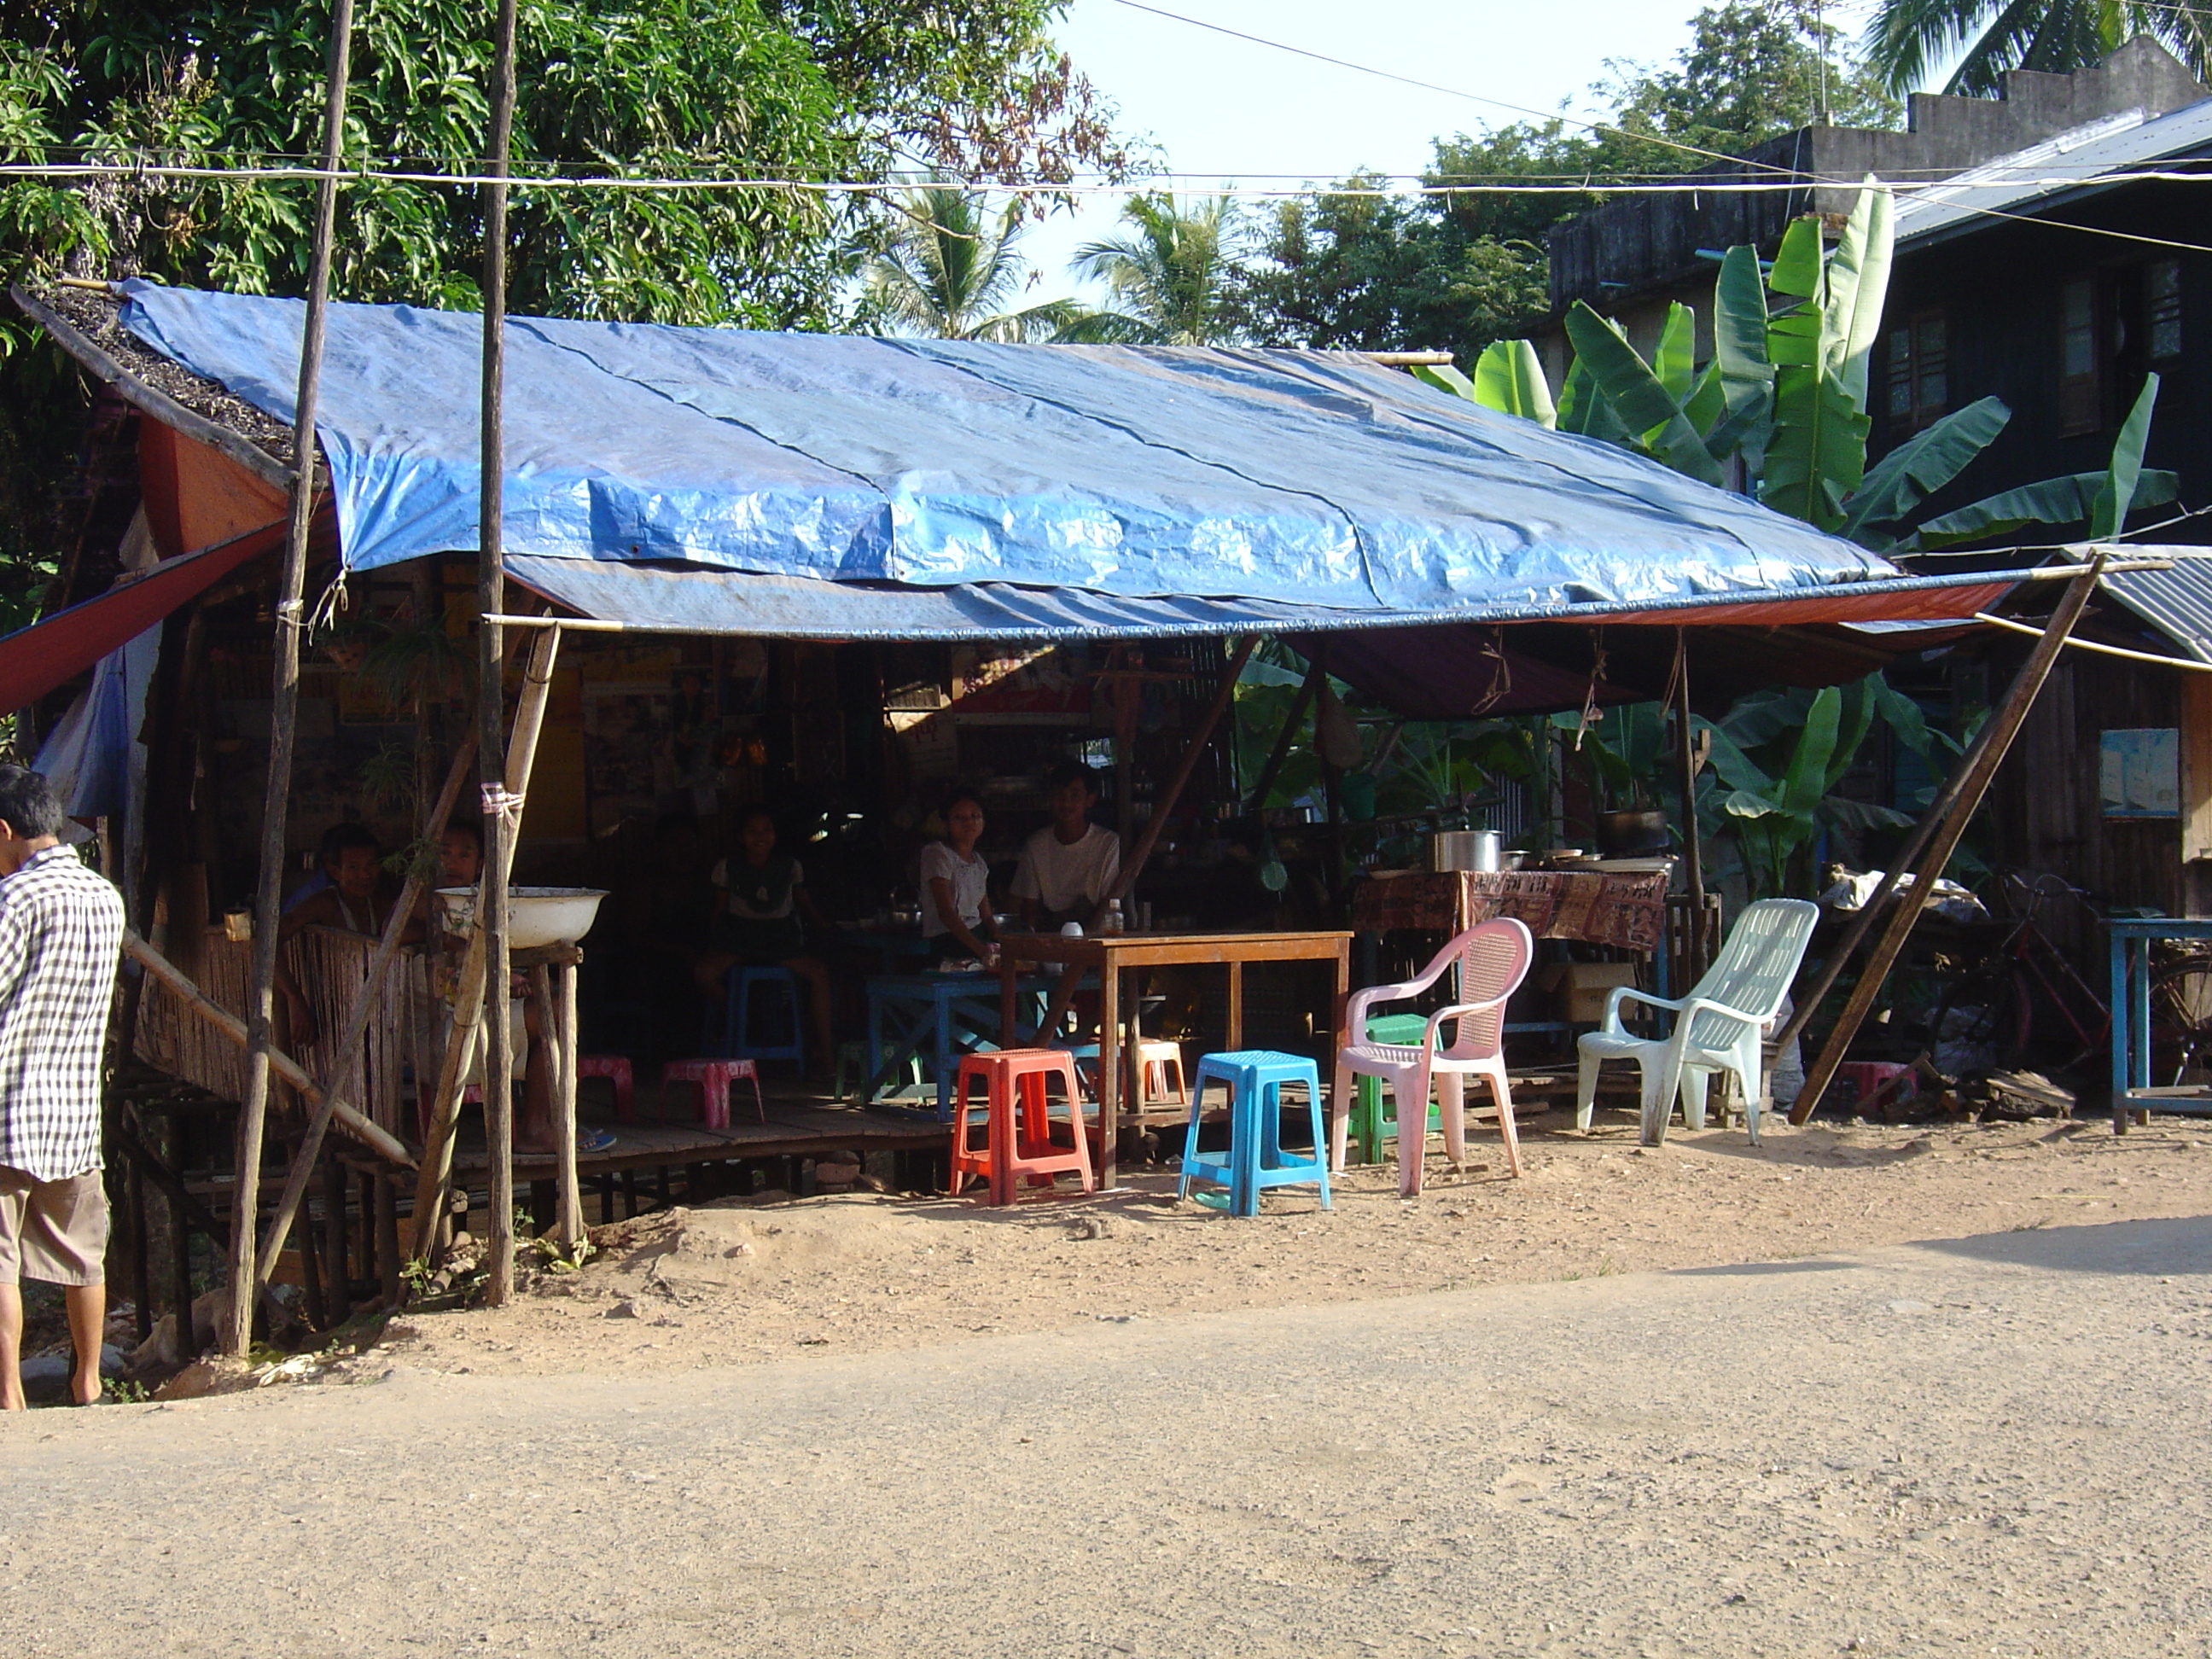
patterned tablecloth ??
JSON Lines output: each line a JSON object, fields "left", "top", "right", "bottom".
{"left": 1350, "top": 869, "right": 1670, "bottom": 953}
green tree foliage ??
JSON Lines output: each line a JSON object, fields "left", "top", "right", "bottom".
{"left": 1862, "top": 0, "right": 2212, "bottom": 97}
{"left": 1234, "top": 2, "right": 1898, "bottom": 358}
{"left": 0, "top": 0, "right": 1127, "bottom": 612}
{"left": 1069, "top": 193, "right": 1250, "bottom": 346}
{"left": 859, "top": 183, "right": 1085, "bottom": 341}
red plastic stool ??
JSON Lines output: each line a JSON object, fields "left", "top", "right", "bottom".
{"left": 1835, "top": 1060, "right": 1915, "bottom": 1116}
{"left": 660, "top": 1058, "right": 765, "bottom": 1129}
{"left": 949, "top": 1048, "right": 1092, "bottom": 1207}
{"left": 578, "top": 1055, "right": 637, "bottom": 1121}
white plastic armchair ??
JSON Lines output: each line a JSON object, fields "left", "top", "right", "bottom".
{"left": 1331, "top": 917, "right": 1534, "bottom": 1196}
{"left": 1575, "top": 898, "right": 1818, "bottom": 1146}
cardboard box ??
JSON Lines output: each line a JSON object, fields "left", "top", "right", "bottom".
{"left": 1535, "top": 962, "right": 1641, "bottom": 1024}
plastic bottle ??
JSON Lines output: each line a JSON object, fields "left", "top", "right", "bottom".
{"left": 1103, "top": 899, "right": 1125, "bottom": 935}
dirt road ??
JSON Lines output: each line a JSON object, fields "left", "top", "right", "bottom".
{"left": 11, "top": 1211, "right": 2212, "bottom": 1657}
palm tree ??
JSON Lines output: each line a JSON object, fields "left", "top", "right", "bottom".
{"left": 862, "top": 183, "right": 1087, "bottom": 342}
{"left": 1068, "top": 194, "right": 1251, "bottom": 346}
{"left": 1863, "top": 0, "right": 2212, "bottom": 96}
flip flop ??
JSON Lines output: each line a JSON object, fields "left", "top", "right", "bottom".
{"left": 577, "top": 1128, "right": 617, "bottom": 1153}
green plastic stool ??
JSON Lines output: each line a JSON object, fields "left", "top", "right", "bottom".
{"left": 835, "top": 1039, "right": 923, "bottom": 1103}
{"left": 1348, "top": 1012, "right": 1445, "bottom": 1165}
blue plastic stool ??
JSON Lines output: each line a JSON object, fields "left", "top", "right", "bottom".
{"left": 709, "top": 965, "right": 806, "bottom": 1068}
{"left": 1179, "top": 1050, "right": 1331, "bottom": 1218}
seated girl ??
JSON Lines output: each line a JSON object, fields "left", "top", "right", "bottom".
{"left": 921, "top": 787, "right": 998, "bottom": 965}
{"left": 692, "top": 807, "right": 835, "bottom": 1074}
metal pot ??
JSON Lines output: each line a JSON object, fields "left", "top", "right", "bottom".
{"left": 1595, "top": 810, "right": 1669, "bottom": 857}
{"left": 1429, "top": 829, "right": 1503, "bottom": 872}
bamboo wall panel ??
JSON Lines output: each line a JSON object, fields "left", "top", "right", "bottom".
{"left": 135, "top": 927, "right": 437, "bottom": 1139}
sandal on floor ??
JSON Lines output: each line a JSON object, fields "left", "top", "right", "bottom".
{"left": 577, "top": 1128, "right": 617, "bottom": 1153}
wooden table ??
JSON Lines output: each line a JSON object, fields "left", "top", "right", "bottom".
{"left": 997, "top": 930, "right": 1353, "bottom": 1185}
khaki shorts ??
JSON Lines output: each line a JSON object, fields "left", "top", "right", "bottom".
{"left": 0, "top": 1167, "right": 108, "bottom": 1288}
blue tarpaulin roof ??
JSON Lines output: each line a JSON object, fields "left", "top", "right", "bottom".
{"left": 108, "top": 281, "right": 1984, "bottom": 640}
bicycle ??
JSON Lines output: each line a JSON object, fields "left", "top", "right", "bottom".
{"left": 1925, "top": 870, "right": 2111, "bottom": 1078}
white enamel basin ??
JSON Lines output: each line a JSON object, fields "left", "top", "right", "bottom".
{"left": 436, "top": 886, "right": 608, "bottom": 948}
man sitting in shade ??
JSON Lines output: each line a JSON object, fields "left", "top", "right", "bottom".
{"left": 1013, "top": 760, "right": 1121, "bottom": 931}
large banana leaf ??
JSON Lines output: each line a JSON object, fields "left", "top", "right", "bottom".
{"left": 1712, "top": 244, "right": 1773, "bottom": 412}
{"left": 1467, "top": 340, "right": 1556, "bottom": 428}
{"left": 1912, "top": 467, "right": 2180, "bottom": 550}
{"left": 1563, "top": 302, "right": 1723, "bottom": 486}
{"left": 1825, "top": 185, "right": 1893, "bottom": 409}
{"left": 1767, "top": 215, "right": 1824, "bottom": 303}
{"left": 1410, "top": 361, "right": 1478, "bottom": 401}
{"left": 1777, "top": 686, "right": 1843, "bottom": 820}
{"left": 1761, "top": 365, "right": 1869, "bottom": 529}
{"left": 1840, "top": 396, "right": 2011, "bottom": 542}
{"left": 2090, "top": 373, "right": 2161, "bottom": 542}
{"left": 1556, "top": 352, "right": 1627, "bottom": 442}
{"left": 1654, "top": 302, "right": 1697, "bottom": 408}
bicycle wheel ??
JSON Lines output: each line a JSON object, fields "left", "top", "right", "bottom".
{"left": 1929, "top": 961, "right": 2032, "bottom": 1076}
{"left": 2150, "top": 958, "right": 2212, "bottom": 1086}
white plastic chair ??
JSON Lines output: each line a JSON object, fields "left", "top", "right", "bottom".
{"left": 1331, "top": 917, "right": 1535, "bottom": 1196}
{"left": 1575, "top": 898, "right": 1819, "bottom": 1146}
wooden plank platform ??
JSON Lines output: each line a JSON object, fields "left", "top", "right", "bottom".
{"left": 457, "top": 1103, "right": 948, "bottom": 1180}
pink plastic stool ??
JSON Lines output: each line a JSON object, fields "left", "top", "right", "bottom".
{"left": 578, "top": 1055, "right": 637, "bottom": 1121}
{"left": 1836, "top": 1061, "right": 1915, "bottom": 1116}
{"left": 660, "top": 1058, "right": 765, "bottom": 1128}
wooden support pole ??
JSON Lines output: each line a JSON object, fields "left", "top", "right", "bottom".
{"left": 224, "top": 0, "right": 356, "bottom": 1358}
{"left": 553, "top": 958, "right": 583, "bottom": 1254}
{"left": 477, "top": 0, "right": 521, "bottom": 1308}
{"left": 120, "top": 932, "right": 413, "bottom": 1167}
{"left": 252, "top": 739, "right": 474, "bottom": 1290}
{"left": 1673, "top": 629, "right": 1708, "bottom": 985}
{"left": 1787, "top": 561, "right": 2104, "bottom": 1125}
{"left": 410, "top": 626, "right": 561, "bottom": 1259}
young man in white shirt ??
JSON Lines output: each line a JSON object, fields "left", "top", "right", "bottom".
{"left": 1012, "top": 760, "right": 1122, "bottom": 930}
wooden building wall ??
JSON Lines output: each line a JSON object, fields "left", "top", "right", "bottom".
{"left": 1986, "top": 649, "right": 2190, "bottom": 963}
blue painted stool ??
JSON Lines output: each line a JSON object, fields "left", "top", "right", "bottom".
{"left": 709, "top": 965, "right": 806, "bottom": 1068}
{"left": 1179, "top": 1050, "right": 1331, "bottom": 1217}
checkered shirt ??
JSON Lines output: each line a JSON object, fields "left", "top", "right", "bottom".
{"left": 0, "top": 845, "right": 125, "bottom": 1181}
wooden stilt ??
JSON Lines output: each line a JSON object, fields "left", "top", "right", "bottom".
{"left": 224, "top": 0, "right": 358, "bottom": 1357}
{"left": 323, "top": 1151, "right": 350, "bottom": 1322}
{"left": 1788, "top": 561, "right": 2104, "bottom": 1124}
{"left": 375, "top": 1173, "right": 401, "bottom": 1307}
{"left": 553, "top": 958, "right": 583, "bottom": 1254}
{"left": 253, "top": 739, "right": 474, "bottom": 1290}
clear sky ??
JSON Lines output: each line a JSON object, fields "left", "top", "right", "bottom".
{"left": 1021, "top": 0, "right": 1721, "bottom": 300}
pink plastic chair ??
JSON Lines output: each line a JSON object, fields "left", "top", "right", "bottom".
{"left": 659, "top": 1058, "right": 765, "bottom": 1129}
{"left": 1331, "top": 917, "right": 1534, "bottom": 1196}
{"left": 577, "top": 1055, "right": 637, "bottom": 1121}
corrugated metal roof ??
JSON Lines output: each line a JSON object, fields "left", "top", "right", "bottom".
{"left": 2104, "top": 555, "right": 2212, "bottom": 663}
{"left": 1894, "top": 98, "right": 2212, "bottom": 247}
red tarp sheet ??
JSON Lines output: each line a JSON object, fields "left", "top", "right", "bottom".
{"left": 0, "top": 519, "right": 284, "bottom": 714}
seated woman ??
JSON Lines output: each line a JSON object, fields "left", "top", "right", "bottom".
{"left": 921, "top": 787, "right": 998, "bottom": 964}
{"left": 276, "top": 823, "right": 394, "bottom": 1044}
{"left": 693, "top": 807, "right": 835, "bottom": 1074}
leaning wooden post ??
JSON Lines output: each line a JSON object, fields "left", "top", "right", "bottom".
{"left": 222, "top": 0, "right": 356, "bottom": 1359}
{"left": 1788, "top": 559, "right": 2104, "bottom": 1125}
{"left": 1244, "top": 656, "right": 1322, "bottom": 815}
{"left": 410, "top": 626, "right": 560, "bottom": 1260}
{"left": 477, "top": 0, "right": 522, "bottom": 1307}
{"left": 253, "top": 739, "right": 475, "bottom": 1290}
{"left": 1672, "top": 629, "right": 1709, "bottom": 986}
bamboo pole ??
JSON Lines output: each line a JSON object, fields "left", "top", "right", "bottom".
{"left": 1244, "top": 657, "right": 1322, "bottom": 815}
{"left": 410, "top": 627, "right": 561, "bottom": 1259}
{"left": 477, "top": 0, "right": 522, "bottom": 1307}
{"left": 1787, "top": 560, "right": 2104, "bottom": 1126}
{"left": 251, "top": 739, "right": 476, "bottom": 1290}
{"left": 223, "top": 0, "right": 357, "bottom": 1359}
{"left": 120, "top": 932, "right": 412, "bottom": 1167}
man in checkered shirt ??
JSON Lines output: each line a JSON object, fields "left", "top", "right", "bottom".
{"left": 0, "top": 765, "right": 124, "bottom": 1410}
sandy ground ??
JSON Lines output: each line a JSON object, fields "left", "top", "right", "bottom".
{"left": 10, "top": 1214, "right": 2212, "bottom": 1657}
{"left": 387, "top": 1111, "right": 2212, "bottom": 1380}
